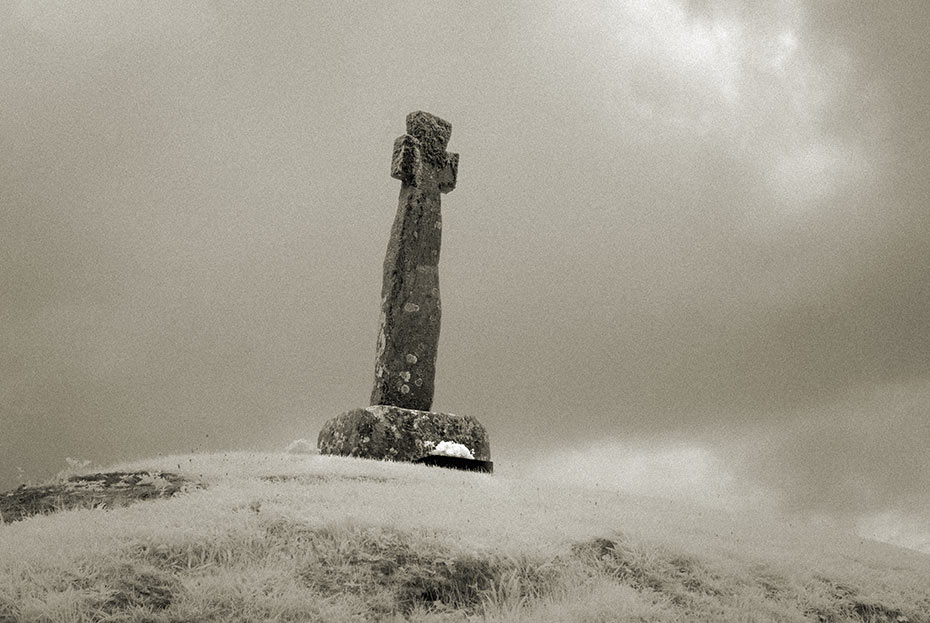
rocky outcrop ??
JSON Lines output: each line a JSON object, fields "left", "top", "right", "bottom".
{"left": 0, "top": 471, "right": 200, "bottom": 523}
{"left": 318, "top": 405, "right": 490, "bottom": 463}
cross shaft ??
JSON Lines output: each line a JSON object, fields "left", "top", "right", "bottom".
{"left": 371, "top": 111, "right": 458, "bottom": 411}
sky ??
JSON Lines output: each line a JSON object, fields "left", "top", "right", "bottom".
{"left": 2, "top": 1, "right": 929, "bottom": 550}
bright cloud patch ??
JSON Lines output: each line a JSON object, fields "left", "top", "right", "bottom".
{"left": 525, "top": 439, "right": 771, "bottom": 511}
{"left": 545, "top": 0, "right": 885, "bottom": 218}
{"left": 857, "top": 511, "right": 930, "bottom": 555}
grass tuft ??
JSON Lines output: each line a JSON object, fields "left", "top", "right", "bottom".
{"left": 277, "top": 521, "right": 547, "bottom": 615}
{"left": 100, "top": 563, "right": 181, "bottom": 612}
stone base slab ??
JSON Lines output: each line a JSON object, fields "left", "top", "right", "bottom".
{"left": 317, "top": 405, "right": 490, "bottom": 463}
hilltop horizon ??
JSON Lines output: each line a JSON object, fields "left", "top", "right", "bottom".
{"left": 5, "top": 446, "right": 930, "bottom": 559}
{"left": 3, "top": 450, "right": 929, "bottom": 622}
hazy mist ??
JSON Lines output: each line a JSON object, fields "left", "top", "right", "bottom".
{"left": 2, "top": 1, "right": 928, "bottom": 548}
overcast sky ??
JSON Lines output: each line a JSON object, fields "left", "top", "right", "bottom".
{"left": 2, "top": 1, "right": 928, "bottom": 548}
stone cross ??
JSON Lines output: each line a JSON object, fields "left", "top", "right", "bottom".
{"left": 370, "top": 111, "right": 459, "bottom": 411}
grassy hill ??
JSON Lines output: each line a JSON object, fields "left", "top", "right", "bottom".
{"left": 2, "top": 450, "right": 928, "bottom": 622}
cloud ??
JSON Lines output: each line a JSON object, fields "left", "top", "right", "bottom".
{"left": 535, "top": 0, "right": 888, "bottom": 222}
{"left": 857, "top": 509, "right": 930, "bottom": 555}
{"left": 521, "top": 393, "right": 930, "bottom": 553}
{"left": 724, "top": 380, "right": 930, "bottom": 515}
{"left": 524, "top": 437, "right": 773, "bottom": 512}
{"left": 1, "top": 0, "right": 927, "bottom": 538}
{"left": 11, "top": 0, "right": 217, "bottom": 43}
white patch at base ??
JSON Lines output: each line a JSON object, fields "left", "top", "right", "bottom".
{"left": 431, "top": 441, "right": 475, "bottom": 460}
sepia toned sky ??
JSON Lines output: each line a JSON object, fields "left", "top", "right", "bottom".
{"left": 2, "top": 1, "right": 928, "bottom": 546}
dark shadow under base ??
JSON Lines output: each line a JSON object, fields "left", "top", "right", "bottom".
{"left": 413, "top": 455, "right": 494, "bottom": 473}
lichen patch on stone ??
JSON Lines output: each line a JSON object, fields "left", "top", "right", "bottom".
{"left": 317, "top": 406, "right": 490, "bottom": 463}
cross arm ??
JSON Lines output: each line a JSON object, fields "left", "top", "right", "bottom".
{"left": 391, "top": 134, "right": 421, "bottom": 185}
{"left": 438, "top": 152, "right": 458, "bottom": 194}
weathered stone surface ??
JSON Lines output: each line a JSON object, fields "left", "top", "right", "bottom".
{"left": 318, "top": 405, "right": 490, "bottom": 463}
{"left": 371, "top": 111, "right": 458, "bottom": 412}
{"left": 316, "top": 111, "right": 488, "bottom": 468}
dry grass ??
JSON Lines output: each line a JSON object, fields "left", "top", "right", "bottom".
{"left": 1, "top": 451, "right": 928, "bottom": 622}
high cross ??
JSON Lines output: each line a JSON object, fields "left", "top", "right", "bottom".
{"left": 370, "top": 111, "right": 459, "bottom": 411}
